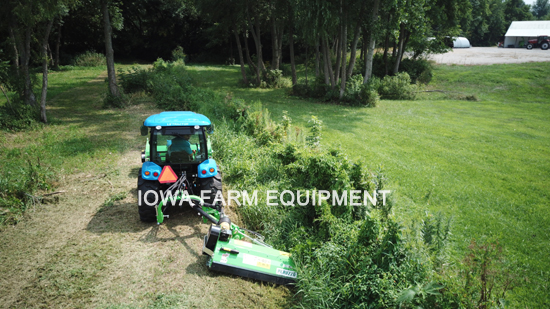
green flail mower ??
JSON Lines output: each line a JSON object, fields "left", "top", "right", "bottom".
{"left": 138, "top": 112, "right": 296, "bottom": 285}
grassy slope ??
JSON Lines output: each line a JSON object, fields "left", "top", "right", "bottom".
{"left": 187, "top": 62, "right": 550, "bottom": 306}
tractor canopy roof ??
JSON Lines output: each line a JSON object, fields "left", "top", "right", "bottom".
{"left": 143, "top": 111, "right": 211, "bottom": 127}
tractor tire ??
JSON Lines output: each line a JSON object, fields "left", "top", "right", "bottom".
{"left": 138, "top": 171, "right": 159, "bottom": 222}
{"left": 200, "top": 171, "right": 222, "bottom": 205}
{"left": 526, "top": 43, "right": 533, "bottom": 50}
{"left": 542, "top": 42, "right": 549, "bottom": 50}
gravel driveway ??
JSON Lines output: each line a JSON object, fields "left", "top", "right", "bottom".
{"left": 428, "top": 47, "right": 550, "bottom": 65}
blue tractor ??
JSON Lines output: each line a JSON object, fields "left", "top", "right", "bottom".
{"left": 138, "top": 111, "right": 221, "bottom": 222}
{"left": 137, "top": 112, "right": 298, "bottom": 285}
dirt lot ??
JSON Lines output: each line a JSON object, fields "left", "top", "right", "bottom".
{"left": 428, "top": 47, "right": 550, "bottom": 65}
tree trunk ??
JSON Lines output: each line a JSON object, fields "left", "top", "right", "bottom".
{"left": 256, "top": 19, "right": 266, "bottom": 73}
{"left": 334, "top": 33, "right": 341, "bottom": 85}
{"left": 8, "top": 22, "right": 19, "bottom": 72}
{"left": 339, "top": 23, "right": 348, "bottom": 100}
{"left": 364, "top": 36, "right": 376, "bottom": 83}
{"left": 400, "top": 31, "right": 411, "bottom": 63}
{"left": 54, "top": 21, "right": 62, "bottom": 69}
{"left": 102, "top": 0, "right": 120, "bottom": 97}
{"left": 243, "top": 31, "right": 257, "bottom": 74}
{"left": 359, "top": 35, "right": 364, "bottom": 62}
{"left": 248, "top": 15, "right": 264, "bottom": 85}
{"left": 47, "top": 44, "right": 53, "bottom": 64}
{"left": 22, "top": 25, "right": 36, "bottom": 106}
{"left": 315, "top": 39, "right": 320, "bottom": 77}
{"left": 383, "top": 27, "right": 390, "bottom": 76}
{"left": 322, "top": 36, "right": 335, "bottom": 88}
{"left": 40, "top": 19, "right": 54, "bottom": 124}
{"left": 234, "top": 29, "right": 248, "bottom": 85}
{"left": 363, "top": 0, "right": 381, "bottom": 84}
{"left": 271, "top": 18, "right": 279, "bottom": 70}
{"left": 347, "top": 24, "right": 361, "bottom": 79}
{"left": 304, "top": 46, "right": 309, "bottom": 85}
{"left": 347, "top": 2, "right": 366, "bottom": 79}
{"left": 288, "top": 23, "right": 297, "bottom": 85}
{"left": 277, "top": 26, "right": 283, "bottom": 69}
{"left": 392, "top": 23, "right": 405, "bottom": 74}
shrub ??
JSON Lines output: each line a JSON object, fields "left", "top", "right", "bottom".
{"left": 118, "top": 66, "right": 150, "bottom": 94}
{"left": 378, "top": 72, "right": 418, "bottom": 100}
{"left": 356, "top": 54, "right": 433, "bottom": 85}
{"left": 305, "top": 116, "right": 322, "bottom": 147}
{"left": 400, "top": 58, "right": 433, "bottom": 84}
{"left": 343, "top": 74, "right": 380, "bottom": 107}
{"left": 291, "top": 84, "right": 311, "bottom": 97}
{"left": 261, "top": 69, "right": 292, "bottom": 88}
{"left": 171, "top": 46, "right": 186, "bottom": 63}
{"left": 0, "top": 101, "right": 40, "bottom": 131}
{"left": 359, "top": 86, "right": 380, "bottom": 107}
{"left": 72, "top": 51, "right": 105, "bottom": 67}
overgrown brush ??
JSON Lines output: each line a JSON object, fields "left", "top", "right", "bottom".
{"left": 0, "top": 101, "right": 41, "bottom": 131}
{"left": 119, "top": 66, "right": 149, "bottom": 93}
{"left": 200, "top": 92, "right": 516, "bottom": 308}
{"left": 117, "top": 59, "right": 220, "bottom": 111}
{"left": 72, "top": 51, "right": 105, "bottom": 67}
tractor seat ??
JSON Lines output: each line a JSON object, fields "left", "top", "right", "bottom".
{"left": 168, "top": 151, "right": 193, "bottom": 163}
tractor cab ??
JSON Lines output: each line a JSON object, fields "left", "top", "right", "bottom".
{"left": 140, "top": 111, "right": 217, "bottom": 178}
{"left": 149, "top": 126, "right": 207, "bottom": 164}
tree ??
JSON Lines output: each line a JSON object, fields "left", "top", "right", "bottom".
{"left": 1, "top": 0, "right": 73, "bottom": 123}
{"left": 363, "top": 0, "right": 380, "bottom": 84}
{"left": 504, "top": 0, "right": 534, "bottom": 30}
{"left": 467, "top": 0, "right": 506, "bottom": 46}
{"left": 102, "top": 0, "right": 120, "bottom": 97}
{"left": 198, "top": 0, "right": 248, "bottom": 84}
{"left": 532, "top": 0, "right": 550, "bottom": 19}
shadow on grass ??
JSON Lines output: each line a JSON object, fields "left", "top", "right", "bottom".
{"left": 86, "top": 201, "right": 220, "bottom": 278}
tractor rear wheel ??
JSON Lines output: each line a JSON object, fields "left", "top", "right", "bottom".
{"left": 542, "top": 42, "right": 549, "bottom": 50}
{"left": 200, "top": 171, "right": 222, "bottom": 205}
{"left": 138, "top": 171, "right": 159, "bottom": 222}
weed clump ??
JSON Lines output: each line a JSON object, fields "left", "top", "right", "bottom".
{"left": 0, "top": 157, "right": 55, "bottom": 226}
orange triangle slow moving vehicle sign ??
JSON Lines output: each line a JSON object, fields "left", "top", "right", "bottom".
{"left": 158, "top": 165, "right": 178, "bottom": 184}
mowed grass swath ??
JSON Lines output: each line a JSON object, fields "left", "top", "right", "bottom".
{"left": 186, "top": 61, "right": 550, "bottom": 306}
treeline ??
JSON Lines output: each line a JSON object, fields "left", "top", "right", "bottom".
{"left": 0, "top": 0, "right": 545, "bottom": 127}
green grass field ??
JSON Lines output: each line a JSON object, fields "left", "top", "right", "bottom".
{"left": 187, "top": 62, "right": 550, "bottom": 306}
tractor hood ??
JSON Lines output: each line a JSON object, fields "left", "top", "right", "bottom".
{"left": 144, "top": 111, "right": 211, "bottom": 127}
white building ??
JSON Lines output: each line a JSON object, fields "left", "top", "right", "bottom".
{"left": 453, "top": 37, "right": 471, "bottom": 48}
{"left": 504, "top": 21, "right": 550, "bottom": 48}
